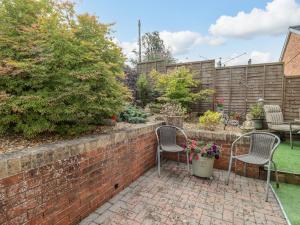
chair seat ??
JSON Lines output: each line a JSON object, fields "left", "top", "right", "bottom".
{"left": 234, "top": 154, "right": 268, "bottom": 165}
{"left": 269, "top": 124, "right": 300, "bottom": 132}
{"left": 160, "top": 144, "right": 184, "bottom": 152}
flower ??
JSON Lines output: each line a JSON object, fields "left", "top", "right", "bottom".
{"left": 185, "top": 139, "right": 221, "bottom": 161}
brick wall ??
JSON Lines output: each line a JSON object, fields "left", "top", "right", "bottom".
{"left": 163, "top": 130, "right": 263, "bottom": 179}
{"left": 0, "top": 122, "right": 161, "bottom": 225}
{"left": 282, "top": 32, "right": 300, "bottom": 76}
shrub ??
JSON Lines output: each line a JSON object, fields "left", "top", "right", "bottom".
{"left": 150, "top": 68, "right": 214, "bottom": 109}
{"left": 199, "top": 110, "right": 222, "bottom": 131}
{"left": 144, "top": 103, "right": 162, "bottom": 114}
{"left": 160, "top": 103, "right": 187, "bottom": 117}
{"left": 250, "top": 103, "right": 264, "bottom": 119}
{"left": 119, "top": 106, "right": 148, "bottom": 124}
{"left": 0, "top": 0, "right": 130, "bottom": 137}
{"left": 136, "top": 73, "right": 154, "bottom": 107}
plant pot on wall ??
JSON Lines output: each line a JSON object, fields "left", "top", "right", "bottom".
{"left": 192, "top": 154, "right": 214, "bottom": 178}
{"left": 165, "top": 116, "right": 183, "bottom": 128}
{"left": 252, "top": 118, "right": 263, "bottom": 130}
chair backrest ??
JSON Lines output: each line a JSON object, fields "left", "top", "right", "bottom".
{"left": 249, "top": 132, "right": 280, "bottom": 160}
{"left": 263, "top": 105, "right": 284, "bottom": 125}
{"left": 156, "top": 126, "right": 177, "bottom": 146}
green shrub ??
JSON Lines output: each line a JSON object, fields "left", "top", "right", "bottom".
{"left": 119, "top": 106, "right": 148, "bottom": 124}
{"left": 136, "top": 73, "right": 154, "bottom": 107}
{"left": 199, "top": 110, "right": 222, "bottom": 131}
{"left": 160, "top": 103, "right": 187, "bottom": 117}
{"left": 150, "top": 68, "right": 214, "bottom": 109}
{"left": 0, "top": 0, "right": 130, "bottom": 137}
{"left": 145, "top": 103, "right": 162, "bottom": 114}
{"left": 250, "top": 103, "right": 264, "bottom": 119}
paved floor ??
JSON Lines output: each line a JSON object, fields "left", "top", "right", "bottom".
{"left": 79, "top": 161, "right": 287, "bottom": 225}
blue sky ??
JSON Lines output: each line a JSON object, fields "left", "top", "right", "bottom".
{"left": 76, "top": 0, "right": 300, "bottom": 65}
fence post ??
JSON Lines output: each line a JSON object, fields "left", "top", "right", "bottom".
{"left": 244, "top": 66, "right": 248, "bottom": 115}
{"left": 228, "top": 68, "right": 232, "bottom": 114}
{"left": 263, "top": 65, "right": 266, "bottom": 99}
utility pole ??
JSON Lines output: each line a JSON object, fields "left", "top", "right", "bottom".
{"left": 138, "top": 19, "right": 142, "bottom": 63}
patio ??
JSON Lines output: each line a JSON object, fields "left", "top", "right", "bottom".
{"left": 80, "top": 161, "right": 287, "bottom": 225}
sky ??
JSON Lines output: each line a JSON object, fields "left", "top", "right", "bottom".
{"left": 76, "top": 0, "right": 300, "bottom": 66}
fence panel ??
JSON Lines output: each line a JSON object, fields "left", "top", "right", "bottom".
{"left": 284, "top": 75, "right": 300, "bottom": 120}
{"left": 137, "top": 60, "right": 287, "bottom": 118}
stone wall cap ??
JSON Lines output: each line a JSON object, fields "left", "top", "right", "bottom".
{"left": 0, "top": 121, "right": 162, "bottom": 179}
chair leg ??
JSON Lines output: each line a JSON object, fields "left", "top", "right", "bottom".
{"left": 177, "top": 152, "right": 180, "bottom": 165}
{"left": 290, "top": 127, "right": 293, "bottom": 149}
{"left": 272, "top": 161, "right": 279, "bottom": 188}
{"left": 157, "top": 148, "right": 161, "bottom": 176}
{"left": 265, "top": 161, "right": 271, "bottom": 202}
{"left": 186, "top": 151, "right": 190, "bottom": 175}
{"left": 225, "top": 156, "right": 233, "bottom": 185}
{"left": 243, "top": 163, "right": 247, "bottom": 177}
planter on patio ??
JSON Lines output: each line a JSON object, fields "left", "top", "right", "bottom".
{"left": 192, "top": 154, "right": 214, "bottom": 178}
{"left": 185, "top": 140, "right": 221, "bottom": 179}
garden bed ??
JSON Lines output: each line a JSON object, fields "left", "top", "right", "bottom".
{"left": 0, "top": 116, "right": 161, "bottom": 154}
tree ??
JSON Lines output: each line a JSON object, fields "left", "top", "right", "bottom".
{"left": 0, "top": 0, "right": 130, "bottom": 137}
{"left": 142, "top": 31, "right": 175, "bottom": 63}
{"left": 150, "top": 68, "right": 214, "bottom": 109}
{"left": 136, "top": 74, "right": 154, "bottom": 107}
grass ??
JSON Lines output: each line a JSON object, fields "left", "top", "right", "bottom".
{"left": 273, "top": 141, "right": 300, "bottom": 173}
{"left": 272, "top": 182, "right": 300, "bottom": 225}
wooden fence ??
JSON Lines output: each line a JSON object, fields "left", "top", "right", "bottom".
{"left": 284, "top": 75, "right": 300, "bottom": 120}
{"left": 137, "top": 60, "right": 299, "bottom": 120}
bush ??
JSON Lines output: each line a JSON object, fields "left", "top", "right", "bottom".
{"left": 160, "top": 103, "right": 187, "bottom": 117}
{"left": 119, "top": 106, "right": 148, "bottom": 124}
{"left": 199, "top": 110, "right": 222, "bottom": 131}
{"left": 150, "top": 68, "right": 214, "bottom": 109}
{"left": 250, "top": 103, "right": 264, "bottom": 119}
{"left": 136, "top": 73, "right": 154, "bottom": 107}
{"left": 0, "top": 0, "right": 130, "bottom": 137}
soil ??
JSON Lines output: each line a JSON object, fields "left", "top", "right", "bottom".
{"left": 0, "top": 115, "right": 241, "bottom": 154}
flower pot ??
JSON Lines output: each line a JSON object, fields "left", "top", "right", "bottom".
{"left": 192, "top": 155, "right": 215, "bottom": 178}
{"left": 216, "top": 106, "right": 224, "bottom": 113}
{"left": 165, "top": 116, "right": 183, "bottom": 128}
{"left": 252, "top": 118, "right": 263, "bottom": 130}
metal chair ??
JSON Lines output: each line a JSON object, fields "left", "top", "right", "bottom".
{"left": 264, "top": 105, "right": 300, "bottom": 149}
{"left": 155, "top": 125, "right": 189, "bottom": 176}
{"left": 225, "top": 132, "right": 280, "bottom": 201}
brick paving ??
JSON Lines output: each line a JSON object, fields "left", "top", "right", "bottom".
{"left": 79, "top": 161, "right": 287, "bottom": 225}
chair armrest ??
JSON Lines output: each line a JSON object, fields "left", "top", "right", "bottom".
{"left": 269, "top": 135, "right": 281, "bottom": 161}
{"left": 230, "top": 132, "right": 251, "bottom": 156}
{"left": 176, "top": 127, "right": 188, "bottom": 143}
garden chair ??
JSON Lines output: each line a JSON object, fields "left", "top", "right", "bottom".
{"left": 225, "top": 132, "right": 280, "bottom": 201}
{"left": 264, "top": 105, "right": 300, "bottom": 149}
{"left": 155, "top": 125, "right": 189, "bottom": 176}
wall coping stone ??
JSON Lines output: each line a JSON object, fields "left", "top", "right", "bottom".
{"left": 0, "top": 121, "right": 162, "bottom": 179}
{"left": 184, "top": 128, "right": 246, "bottom": 143}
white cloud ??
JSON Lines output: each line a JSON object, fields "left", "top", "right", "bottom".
{"left": 113, "top": 38, "right": 138, "bottom": 61}
{"left": 116, "top": 30, "right": 224, "bottom": 62}
{"left": 209, "top": 0, "right": 300, "bottom": 38}
{"left": 224, "top": 51, "right": 273, "bottom": 66}
{"left": 159, "top": 30, "right": 224, "bottom": 55}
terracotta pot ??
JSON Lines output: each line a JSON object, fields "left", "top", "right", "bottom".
{"left": 192, "top": 155, "right": 215, "bottom": 178}
{"left": 165, "top": 116, "right": 183, "bottom": 128}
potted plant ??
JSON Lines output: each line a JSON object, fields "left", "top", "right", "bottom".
{"left": 185, "top": 140, "right": 221, "bottom": 178}
{"left": 215, "top": 97, "right": 224, "bottom": 113}
{"left": 250, "top": 103, "right": 264, "bottom": 130}
{"left": 160, "top": 103, "right": 186, "bottom": 128}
